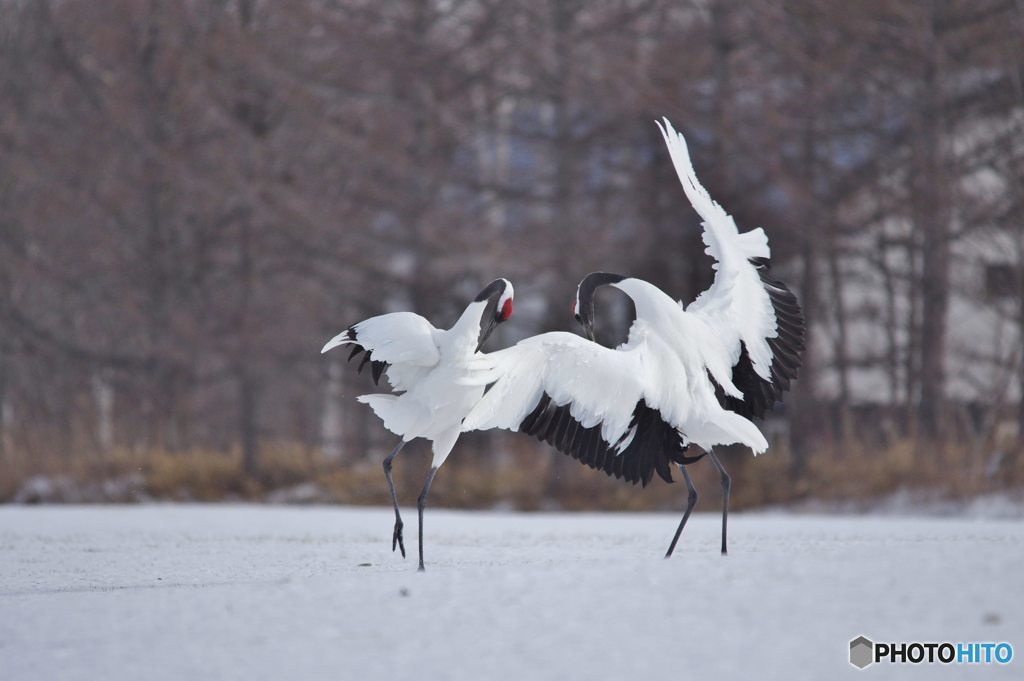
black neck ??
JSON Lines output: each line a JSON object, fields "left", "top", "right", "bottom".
{"left": 578, "top": 272, "right": 625, "bottom": 319}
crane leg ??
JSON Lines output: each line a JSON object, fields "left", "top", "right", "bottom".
{"left": 382, "top": 440, "right": 406, "bottom": 558}
{"left": 707, "top": 448, "right": 731, "bottom": 555}
{"left": 664, "top": 464, "right": 698, "bottom": 558}
{"left": 417, "top": 466, "right": 439, "bottom": 572}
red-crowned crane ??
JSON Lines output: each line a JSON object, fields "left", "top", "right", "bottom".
{"left": 321, "top": 278, "right": 513, "bottom": 570}
{"left": 463, "top": 120, "right": 804, "bottom": 557}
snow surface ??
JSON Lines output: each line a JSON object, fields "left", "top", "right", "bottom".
{"left": 1, "top": 505, "right": 1021, "bottom": 681}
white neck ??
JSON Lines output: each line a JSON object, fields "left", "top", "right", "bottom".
{"left": 613, "top": 278, "right": 678, "bottom": 322}
{"left": 447, "top": 300, "right": 487, "bottom": 348}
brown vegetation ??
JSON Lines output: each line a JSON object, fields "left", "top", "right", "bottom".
{"left": 4, "top": 435, "right": 1021, "bottom": 510}
{"left": 1, "top": 0, "right": 1022, "bottom": 506}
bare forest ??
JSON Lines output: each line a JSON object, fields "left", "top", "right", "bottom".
{"left": 2, "top": 0, "right": 1023, "bottom": 509}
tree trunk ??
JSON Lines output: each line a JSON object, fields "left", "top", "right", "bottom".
{"left": 1017, "top": 232, "right": 1024, "bottom": 442}
{"left": 0, "top": 352, "right": 6, "bottom": 461}
{"left": 914, "top": 9, "right": 951, "bottom": 443}
{"left": 91, "top": 371, "right": 115, "bottom": 455}
{"left": 237, "top": 216, "right": 259, "bottom": 477}
{"left": 827, "top": 232, "right": 852, "bottom": 445}
{"left": 788, "top": 19, "right": 822, "bottom": 478}
{"left": 877, "top": 236, "right": 902, "bottom": 410}
{"left": 239, "top": 370, "right": 259, "bottom": 477}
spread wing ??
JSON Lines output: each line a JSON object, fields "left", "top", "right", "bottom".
{"left": 657, "top": 118, "right": 805, "bottom": 418}
{"left": 321, "top": 312, "right": 441, "bottom": 390}
{"left": 463, "top": 332, "right": 697, "bottom": 486}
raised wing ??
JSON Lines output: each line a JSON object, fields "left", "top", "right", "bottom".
{"left": 657, "top": 118, "right": 804, "bottom": 418}
{"left": 320, "top": 312, "right": 441, "bottom": 390}
{"left": 463, "top": 332, "right": 699, "bottom": 486}
{"left": 714, "top": 260, "right": 804, "bottom": 418}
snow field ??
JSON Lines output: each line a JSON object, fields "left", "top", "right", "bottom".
{"left": 1, "top": 505, "right": 1021, "bottom": 680}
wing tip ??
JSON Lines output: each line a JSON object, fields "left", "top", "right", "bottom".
{"left": 320, "top": 331, "right": 352, "bottom": 354}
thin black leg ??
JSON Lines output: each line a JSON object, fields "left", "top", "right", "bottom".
{"left": 382, "top": 441, "right": 406, "bottom": 558}
{"left": 707, "top": 448, "right": 731, "bottom": 555}
{"left": 665, "top": 464, "right": 698, "bottom": 558}
{"left": 417, "top": 466, "right": 438, "bottom": 572}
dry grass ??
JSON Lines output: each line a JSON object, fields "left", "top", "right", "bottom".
{"left": 1, "top": 436, "right": 1021, "bottom": 508}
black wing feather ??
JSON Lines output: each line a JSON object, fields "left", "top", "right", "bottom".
{"left": 340, "top": 326, "right": 391, "bottom": 387}
{"left": 714, "top": 259, "right": 806, "bottom": 419}
{"left": 519, "top": 394, "right": 700, "bottom": 487}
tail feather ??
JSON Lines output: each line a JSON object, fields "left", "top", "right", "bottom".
{"left": 430, "top": 427, "right": 461, "bottom": 469}
{"left": 720, "top": 410, "right": 769, "bottom": 454}
{"left": 697, "top": 409, "right": 769, "bottom": 455}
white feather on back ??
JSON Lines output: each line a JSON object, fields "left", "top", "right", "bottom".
{"left": 383, "top": 363, "right": 434, "bottom": 393}
{"left": 324, "top": 299, "right": 501, "bottom": 465}
{"left": 462, "top": 330, "right": 768, "bottom": 453}
{"left": 356, "top": 394, "right": 427, "bottom": 438}
{"left": 462, "top": 332, "right": 649, "bottom": 445}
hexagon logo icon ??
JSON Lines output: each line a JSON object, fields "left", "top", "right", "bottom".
{"left": 850, "top": 636, "right": 874, "bottom": 669}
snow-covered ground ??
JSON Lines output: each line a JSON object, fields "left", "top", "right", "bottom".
{"left": 0, "top": 506, "right": 1020, "bottom": 680}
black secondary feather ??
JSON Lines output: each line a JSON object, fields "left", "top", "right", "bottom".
{"left": 519, "top": 393, "right": 703, "bottom": 487}
{"left": 711, "top": 259, "right": 806, "bottom": 419}
{"left": 341, "top": 326, "right": 391, "bottom": 387}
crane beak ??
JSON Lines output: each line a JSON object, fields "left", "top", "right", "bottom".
{"left": 575, "top": 314, "right": 595, "bottom": 343}
{"left": 475, "top": 316, "right": 498, "bottom": 353}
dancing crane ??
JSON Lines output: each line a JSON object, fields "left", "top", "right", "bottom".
{"left": 464, "top": 120, "right": 804, "bottom": 557}
{"left": 321, "top": 278, "right": 513, "bottom": 570}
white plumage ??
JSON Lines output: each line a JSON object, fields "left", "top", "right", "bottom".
{"left": 322, "top": 287, "right": 512, "bottom": 464}
{"left": 319, "top": 118, "right": 804, "bottom": 563}
{"left": 462, "top": 323, "right": 768, "bottom": 457}
{"left": 656, "top": 118, "right": 779, "bottom": 383}
{"left": 321, "top": 278, "right": 513, "bottom": 570}
{"left": 464, "top": 332, "right": 646, "bottom": 443}
{"left": 463, "top": 118, "right": 804, "bottom": 556}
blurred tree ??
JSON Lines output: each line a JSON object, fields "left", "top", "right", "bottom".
{"left": 0, "top": 0, "right": 1021, "bottom": 500}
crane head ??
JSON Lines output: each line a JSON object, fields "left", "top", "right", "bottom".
{"left": 475, "top": 278, "right": 514, "bottom": 352}
{"left": 574, "top": 272, "right": 625, "bottom": 343}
